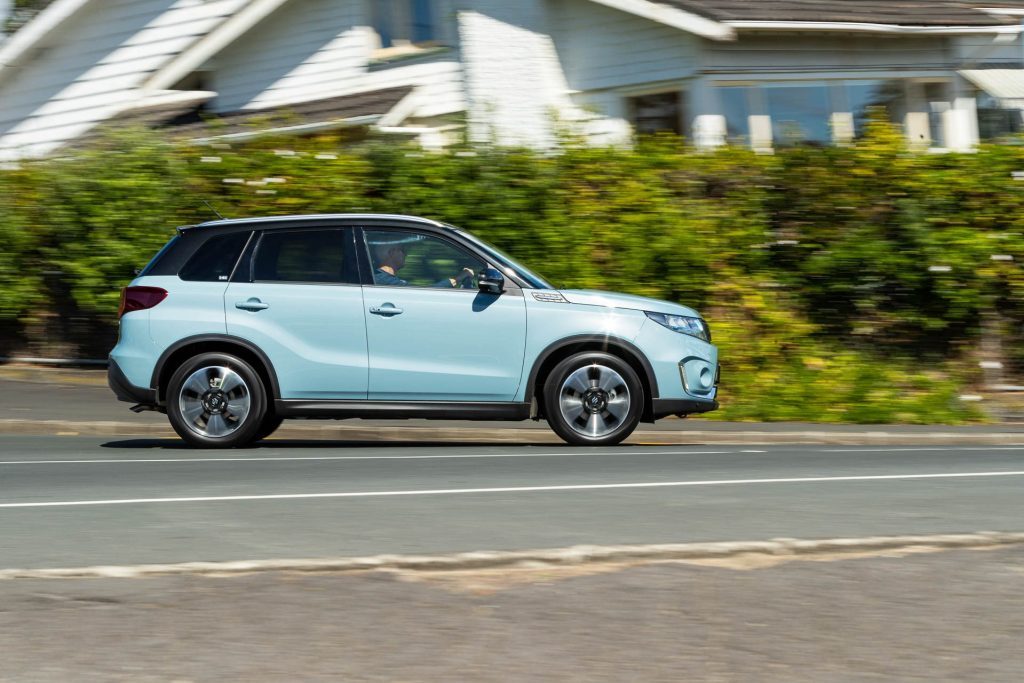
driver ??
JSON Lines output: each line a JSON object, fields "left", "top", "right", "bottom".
{"left": 373, "top": 239, "right": 475, "bottom": 288}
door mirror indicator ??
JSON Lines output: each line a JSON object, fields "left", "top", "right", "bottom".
{"left": 478, "top": 267, "right": 504, "bottom": 294}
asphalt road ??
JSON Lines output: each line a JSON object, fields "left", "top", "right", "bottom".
{"left": 2, "top": 435, "right": 1023, "bottom": 570}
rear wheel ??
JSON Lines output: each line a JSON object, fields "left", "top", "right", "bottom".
{"left": 544, "top": 352, "right": 643, "bottom": 446}
{"left": 166, "top": 352, "right": 267, "bottom": 448}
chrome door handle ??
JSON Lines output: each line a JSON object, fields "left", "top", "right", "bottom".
{"left": 369, "top": 304, "right": 403, "bottom": 316}
{"left": 235, "top": 298, "right": 269, "bottom": 311}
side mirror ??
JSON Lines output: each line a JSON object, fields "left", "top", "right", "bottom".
{"left": 478, "top": 267, "right": 504, "bottom": 294}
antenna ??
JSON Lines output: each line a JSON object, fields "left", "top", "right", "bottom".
{"left": 202, "top": 199, "right": 226, "bottom": 220}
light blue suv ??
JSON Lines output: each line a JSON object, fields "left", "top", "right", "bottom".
{"left": 109, "top": 214, "right": 719, "bottom": 447}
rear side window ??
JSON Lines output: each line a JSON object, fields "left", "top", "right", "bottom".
{"left": 179, "top": 232, "right": 251, "bottom": 282}
{"left": 253, "top": 229, "right": 358, "bottom": 284}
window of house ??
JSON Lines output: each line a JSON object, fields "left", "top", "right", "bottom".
{"left": 976, "top": 91, "right": 1023, "bottom": 140}
{"left": 763, "top": 84, "right": 832, "bottom": 145}
{"left": 373, "top": 0, "right": 437, "bottom": 49}
{"left": 719, "top": 86, "right": 756, "bottom": 142}
{"left": 846, "top": 80, "right": 905, "bottom": 137}
{"left": 629, "top": 91, "right": 686, "bottom": 136}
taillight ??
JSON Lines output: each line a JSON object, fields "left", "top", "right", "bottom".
{"left": 118, "top": 286, "right": 167, "bottom": 318}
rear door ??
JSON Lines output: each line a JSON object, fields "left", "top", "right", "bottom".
{"left": 225, "top": 227, "right": 368, "bottom": 399}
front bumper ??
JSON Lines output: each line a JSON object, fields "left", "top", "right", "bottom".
{"left": 652, "top": 397, "right": 719, "bottom": 420}
{"left": 107, "top": 357, "right": 157, "bottom": 405}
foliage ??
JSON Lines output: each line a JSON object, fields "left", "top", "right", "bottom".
{"left": 3, "top": 121, "right": 1021, "bottom": 423}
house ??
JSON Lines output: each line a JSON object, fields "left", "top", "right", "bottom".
{"left": 2, "top": 0, "right": 1024, "bottom": 161}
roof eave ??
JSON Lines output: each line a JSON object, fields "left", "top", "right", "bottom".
{"left": 586, "top": 0, "right": 735, "bottom": 40}
{"left": 0, "top": 0, "right": 94, "bottom": 86}
{"left": 726, "top": 21, "right": 1022, "bottom": 36}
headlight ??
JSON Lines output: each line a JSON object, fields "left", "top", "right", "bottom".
{"left": 645, "top": 311, "right": 711, "bottom": 342}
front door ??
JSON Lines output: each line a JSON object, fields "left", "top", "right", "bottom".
{"left": 225, "top": 227, "right": 368, "bottom": 399}
{"left": 361, "top": 228, "right": 527, "bottom": 401}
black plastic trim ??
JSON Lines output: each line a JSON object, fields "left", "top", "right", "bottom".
{"left": 108, "top": 357, "right": 157, "bottom": 405}
{"left": 652, "top": 398, "right": 719, "bottom": 420}
{"left": 151, "top": 334, "right": 282, "bottom": 401}
{"left": 275, "top": 400, "right": 531, "bottom": 421}
{"left": 525, "top": 335, "right": 660, "bottom": 401}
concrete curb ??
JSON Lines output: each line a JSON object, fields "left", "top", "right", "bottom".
{"left": 1, "top": 419, "right": 1023, "bottom": 445}
{"left": 3, "top": 531, "right": 1022, "bottom": 580}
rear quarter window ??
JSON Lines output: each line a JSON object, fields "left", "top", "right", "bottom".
{"left": 179, "top": 231, "right": 252, "bottom": 282}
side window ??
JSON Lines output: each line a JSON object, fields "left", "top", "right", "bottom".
{"left": 179, "top": 231, "right": 251, "bottom": 282}
{"left": 365, "top": 229, "right": 484, "bottom": 289}
{"left": 253, "top": 229, "right": 358, "bottom": 284}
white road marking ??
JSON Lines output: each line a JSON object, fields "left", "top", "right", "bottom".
{"left": 0, "top": 450, "right": 733, "bottom": 466}
{"left": 3, "top": 470, "right": 1024, "bottom": 509}
{"left": 823, "top": 446, "right": 1024, "bottom": 453}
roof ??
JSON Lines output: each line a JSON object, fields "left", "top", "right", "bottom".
{"left": 108, "top": 86, "right": 414, "bottom": 141}
{"left": 654, "top": 1, "right": 1016, "bottom": 27}
{"left": 960, "top": 69, "right": 1024, "bottom": 99}
{"left": 185, "top": 214, "right": 445, "bottom": 232}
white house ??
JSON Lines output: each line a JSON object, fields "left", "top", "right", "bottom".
{"left": 2, "top": 0, "right": 1024, "bottom": 160}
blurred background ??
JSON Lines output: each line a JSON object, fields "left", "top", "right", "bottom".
{"left": 1, "top": 0, "right": 1023, "bottom": 424}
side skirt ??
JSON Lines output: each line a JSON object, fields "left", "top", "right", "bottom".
{"left": 274, "top": 400, "right": 532, "bottom": 421}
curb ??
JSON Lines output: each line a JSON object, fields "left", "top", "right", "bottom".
{"left": 1, "top": 419, "right": 1023, "bottom": 445}
{"left": 3, "top": 531, "right": 1022, "bottom": 580}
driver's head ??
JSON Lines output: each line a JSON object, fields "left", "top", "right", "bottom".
{"left": 374, "top": 243, "right": 407, "bottom": 271}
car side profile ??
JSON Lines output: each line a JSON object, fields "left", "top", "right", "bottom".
{"left": 108, "top": 214, "right": 719, "bottom": 447}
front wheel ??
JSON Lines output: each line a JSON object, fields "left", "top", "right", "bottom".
{"left": 543, "top": 352, "right": 643, "bottom": 446}
{"left": 166, "top": 352, "right": 267, "bottom": 448}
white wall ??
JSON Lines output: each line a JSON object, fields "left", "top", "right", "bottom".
{"left": 551, "top": 0, "right": 700, "bottom": 93}
{"left": 0, "top": 0, "right": 245, "bottom": 160}
{"left": 705, "top": 34, "right": 951, "bottom": 73}
{"left": 459, "top": 4, "right": 580, "bottom": 147}
{"left": 211, "top": 0, "right": 463, "bottom": 121}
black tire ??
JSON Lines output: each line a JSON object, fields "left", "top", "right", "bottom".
{"left": 166, "top": 352, "right": 267, "bottom": 448}
{"left": 253, "top": 414, "right": 284, "bottom": 442}
{"left": 543, "top": 351, "right": 643, "bottom": 446}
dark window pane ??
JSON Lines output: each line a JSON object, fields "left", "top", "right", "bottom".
{"left": 179, "top": 232, "right": 250, "bottom": 282}
{"left": 254, "top": 229, "right": 356, "bottom": 284}
{"left": 631, "top": 92, "right": 683, "bottom": 135}
{"left": 847, "top": 80, "right": 905, "bottom": 137}
{"left": 764, "top": 85, "right": 831, "bottom": 144}
{"left": 719, "top": 87, "right": 752, "bottom": 141}
{"left": 977, "top": 91, "right": 1022, "bottom": 140}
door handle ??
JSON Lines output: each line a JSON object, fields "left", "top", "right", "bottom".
{"left": 235, "top": 298, "right": 270, "bottom": 311}
{"left": 369, "top": 303, "right": 403, "bottom": 316}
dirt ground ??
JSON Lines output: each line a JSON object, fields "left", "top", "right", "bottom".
{"left": 1, "top": 545, "right": 1022, "bottom": 682}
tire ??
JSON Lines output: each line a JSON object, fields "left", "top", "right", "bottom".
{"left": 543, "top": 351, "right": 643, "bottom": 446}
{"left": 166, "top": 352, "right": 267, "bottom": 448}
{"left": 253, "top": 414, "right": 284, "bottom": 442}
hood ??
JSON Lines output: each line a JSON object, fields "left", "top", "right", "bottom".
{"left": 559, "top": 290, "right": 700, "bottom": 318}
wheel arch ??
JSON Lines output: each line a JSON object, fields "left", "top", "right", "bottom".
{"left": 151, "top": 335, "right": 281, "bottom": 405}
{"left": 526, "top": 335, "right": 659, "bottom": 422}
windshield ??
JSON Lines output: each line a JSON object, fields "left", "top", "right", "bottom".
{"left": 446, "top": 226, "right": 555, "bottom": 290}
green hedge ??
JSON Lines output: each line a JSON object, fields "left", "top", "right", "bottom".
{"left": 2, "top": 121, "right": 1022, "bottom": 423}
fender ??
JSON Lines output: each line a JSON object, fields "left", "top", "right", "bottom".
{"left": 150, "top": 334, "right": 282, "bottom": 401}
{"left": 525, "top": 334, "right": 659, "bottom": 401}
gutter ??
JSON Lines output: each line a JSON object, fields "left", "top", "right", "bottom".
{"left": 188, "top": 114, "right": 382, "bottom": 144}
{"left": 726, "top": 21, "right": 1023, "bottom": 36}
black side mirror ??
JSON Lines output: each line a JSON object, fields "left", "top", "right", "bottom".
{"left": 478, "top": 267, "right": 504, "bottom": 294}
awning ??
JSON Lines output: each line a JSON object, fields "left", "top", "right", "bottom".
{"left": 960, "top": 69, "right": 1024, "bottom": 101}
